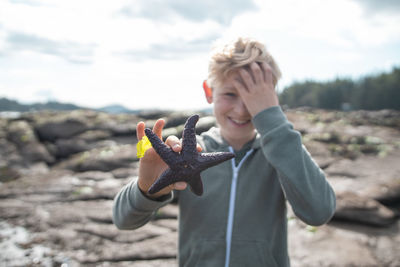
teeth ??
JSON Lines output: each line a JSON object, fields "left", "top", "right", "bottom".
{"left": 231, "top": 119, "right": 248, "bottom": 124}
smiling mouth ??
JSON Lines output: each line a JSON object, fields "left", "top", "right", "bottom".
{"left": 229, "top": 117, "right": 251, "bottom": 126}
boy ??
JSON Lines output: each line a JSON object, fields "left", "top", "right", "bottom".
{"left": 113, "top": 37, "right": 336, "bottom": 267}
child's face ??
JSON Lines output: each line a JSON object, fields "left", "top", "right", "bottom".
{"left": 208, "top": 72, "right": 256, "bottom": 149}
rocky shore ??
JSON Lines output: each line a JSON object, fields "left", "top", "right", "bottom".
{"left": 0, "top": 108, "right": 399, "bottom": 266}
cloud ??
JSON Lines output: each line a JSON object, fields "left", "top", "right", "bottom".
{"left": 118, "top": 0, "right": 257, "bottom": 25}
{"left": 5, "top": 31, "right": 96, "bottom": 64}
{"left": 118, "top": 33, "right": 220, "bottom": 61}
{"left": 9, "top": 0, "right": 43, "bottom": 7}
{"left": 351, "top": 0, "right": 400, "bottom": 15}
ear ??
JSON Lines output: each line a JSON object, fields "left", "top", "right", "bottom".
{"left": 203, "top": 80, "right": 213, "bottom": 104}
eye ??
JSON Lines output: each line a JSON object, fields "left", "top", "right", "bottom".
{"left": 225, "top": 92, "right": 236, "bottom": 97}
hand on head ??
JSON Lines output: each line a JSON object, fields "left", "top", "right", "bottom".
{"left": 232, "top": 62, "right": 279, "bottom": 117}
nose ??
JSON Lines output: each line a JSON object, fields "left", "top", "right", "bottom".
{"left": 234, "top": 98, "right": 249, "bottom": 116}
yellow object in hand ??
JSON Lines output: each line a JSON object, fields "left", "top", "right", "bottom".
{"left": 136, "top": 135, "right": 152, "bottom": 158}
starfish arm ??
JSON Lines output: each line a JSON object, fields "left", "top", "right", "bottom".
{"left": 145, "top": 114, "right": 235, "bottom": 197}
{"left": 147, "top": 168, "right": 182, "bottom": 195}
{"left": 182, "top": 115, "right": 199, "bottom": 158}
{"left": 197, "top": 152, "right": 235, "bottom": 171}
{"left": 144, "top": 128, "right": 179, "bottom": 167}
{"left": 187, "top": 174, "right": 204, "bottom": 196}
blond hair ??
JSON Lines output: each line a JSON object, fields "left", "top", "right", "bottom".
{"left": 207, "top": 37, "right": 282, "bottom": 88}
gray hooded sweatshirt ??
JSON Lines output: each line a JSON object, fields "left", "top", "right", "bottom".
{"left": 113, "top": 106, "right": 336, "bottom": 267}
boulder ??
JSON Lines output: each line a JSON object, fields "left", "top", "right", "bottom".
{"left": 163, "top": 111, "right": 196, "bottom": 128}
{"left": 137, "top": 110, "right": 173, "bottom": 120}
{"left": 35, "top": 119, "right": 89, "bottom": 142}
{"left": 55, "top": 144, "right": 137, "bottom": 172}
{"left": 347, "top": 109, "right": 400, "bottom": 128}
{"left": 161, "top": 115, "right": 216, "bottom": 139}
{"left": 30, "top": 110, "right": 121, "bottom": 142}
{"left": 1, "top": 107, "right": 400, "bottom": 267}
{"left": 162, "top": 125, "right": 184, "bottom": 139}
{"left": 75, "top": 171, "right": 115, "bottom": 181}
{"left": 360, "top": 178, "right": 400, "bottom": 206}
{"left": 111, "top": 167, "right": 138, "bottom": 179}
{"left": 104, "top": 123, "right": 136, "bottom": 136}
{"left": 96, "top": 112, "right": 139, "bottom": 136}
{"left": 0, "top": 165, "right": 20, "bottom": 182}
{"left": 0, "top": 138, "right": 22, "bottom": 166}
{"left": 196, "top": 116, "right": 217, "bottom": 134}
{"left": 333, "top": 191, "right": 398, "bottom": 227}
{"left": 75, "top": 130, "right": 112, "bottom": 142}
{"left": 7, "top": 120, "right": 54, "bottom": 164}
{"left": 54, "top": 138, "right": 90, "bottom": 158}
{"left": 326, "top": 151, "right": 400, "bottom": 209}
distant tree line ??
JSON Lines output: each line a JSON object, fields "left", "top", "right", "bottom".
{"left": 279, "top": 66, "right": 400, "bottom": 110}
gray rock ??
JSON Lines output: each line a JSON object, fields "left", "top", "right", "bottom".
{"left": 196, "top": 116, "right": 216, "bottom": 134}
{"left": 333, "top": 191, "right": 398, "bottom": 227}
{"left": 75, "top": 130, "right": 112, "bottom": 142}
{"left": 0, "top": 138, "right": 22, "bottom": 166}
{"left": 75, "top": 171, "right": 115, "bottom": 181}
{"left": 0, "top": 165, "right": 20, "bottom": 182}
{"left": 163, "top": 111, "right": 196, "bottom": 128}
{"left": 55, "top": 144, "right": 138, "bottom": 172}
{"left": 161, "top": 115, "right": 216, "bottom": 140}
{"left": 1, "top": 108, "right": 400, "bottom": 267}
{"left": 111, "top": 167, "right": 138, "bottom": 179}
{"left": 54, "top": 138, "right": 90, "bottom": 158}
{"left": 289, "top": 219, "right": 381, "bottom": 267}
{"left": 138, "top": 110, "right": 172, "bottom": 120}
{"left": 162, "top": 125, "right": 184, "bottom": 139}
{"left": 74, "top": 231, "right": 177, "bottom": 264}
{"left": 361, "top": 178, "right": 400, "bottom": 206}
{"left": 35, "top": 119, "right": 89, "bottom": 142}
{"left": 7, "top": 120, "right": 54, "bottom": 164}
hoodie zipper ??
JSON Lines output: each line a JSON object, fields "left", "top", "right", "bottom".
{"left": 224, "top": 147, "right": 254, "bottom": 267}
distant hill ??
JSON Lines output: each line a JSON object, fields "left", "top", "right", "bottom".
{"left": 0, "top": 97, "right": 139, "bottom": 114}
{"left": 0, "top": 97, "right": 212, "bottom": 115}
{"left": 0, "top": 98, "right": 83, "bottom": 112}
{"left": 0, "top": 98, "right": 30, "bottom": 112}
{"left": 96, "top": 104, "right": 140, "bottom": 114}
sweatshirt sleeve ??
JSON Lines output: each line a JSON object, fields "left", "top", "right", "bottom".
{"left": 252, "top": 106, "right": 336, "bottom": 226}
{"left": 112, "top": 178, "right": 173, "bottom": 230}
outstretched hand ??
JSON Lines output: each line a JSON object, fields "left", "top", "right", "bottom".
{"left": 136, "top": 119, "right": 187, "bottom": 198}
{"left": 233, "top": 61, "right": 279, "bottom": 117}
{"left": 136, "top": 119, "right": 201, "bottom": 199}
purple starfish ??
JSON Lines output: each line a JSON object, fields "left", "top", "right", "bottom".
{"left": 144, "top": 114, "right": 234, "bottom": 196}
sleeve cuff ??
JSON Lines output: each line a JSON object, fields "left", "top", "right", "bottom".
{"left": 131, "top": 180, "right": 173, "bottom": 211}
{"left": 252, "top": 106, "right": 288, "bottom": 134}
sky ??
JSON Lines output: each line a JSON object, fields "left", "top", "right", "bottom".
{"left": 0, "top": 0, "right": 399, "bottom": 110}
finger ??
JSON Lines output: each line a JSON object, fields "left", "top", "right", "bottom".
{"left": 166, "top": 136, "right": 202, "bottom": 153}
{"left": 233, "top": 79, "right": 249, "bottom": 98}
{"left": 238, "top": 67, "right": 255, "bottom": 89}
{"left": 165, "top": 135, "right": 182, "bottom": 152}
{"left": 260, "top": 62, "right": 273, "bottom": 84}
{"left": 136, "top": 121, "right": 145, "bottom": 140}
{"left": 152, "top": 119, "right": 165, "bottom": 140}
{"left": 173, "top": 182, "right": 187, "bottom": 190}
{"left": 250, "top": 62, "right": 263, "bottom": 85}
{"left": 197, "top": 143, "right": 202, "bottom": 152}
